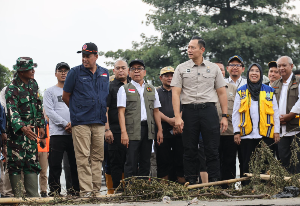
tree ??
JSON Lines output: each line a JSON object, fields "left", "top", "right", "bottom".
{"left": 142, "top": 0, "right": 300, "bottom": 70}
{"left": 0, "top": 64, "right": 13, "bottom": 91}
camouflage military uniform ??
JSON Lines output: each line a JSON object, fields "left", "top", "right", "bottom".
{"left": 5, "top": 59, "right": 44, "bottom": 176}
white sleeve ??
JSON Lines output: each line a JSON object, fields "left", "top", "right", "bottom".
{"left": 117, "top": 86, "right": 126, "bottom": 108}
{"left": 43, "top": 89, "right": 69, "bottom": 128}
{"left": 154, "top": 89, "right": 161, "bottom": 108}
{"left": 272, "top": 95, "right": 280, "bottom": 133}
{"left": 290, "top": 85, "right": 300, "bottom": 114}
{"left": 232, "top": 93, "right": 241, "bottom": 133}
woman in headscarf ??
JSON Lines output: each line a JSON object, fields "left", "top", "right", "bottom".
{"left": 232, "top": 63, "right": 280, "bottom": 176}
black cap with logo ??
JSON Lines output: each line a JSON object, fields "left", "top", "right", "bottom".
{"left": 77, "top": 42, "right": 98, "bottom": 54}
{"left": 56, "top": 62, "right": 70, "bottom": 72}
{"left": 129, "top": 59, "right": 145, "bottom": 68}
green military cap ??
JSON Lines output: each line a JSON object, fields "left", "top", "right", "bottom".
{"left": 13, "top": 57, "right": 37, "bottom": 72}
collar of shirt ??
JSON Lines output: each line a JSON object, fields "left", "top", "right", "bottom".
{"left": 131, "top": 79, "right": 145, "bottom": 88}
{"left": 188, "top": 58, "right": 207, "bottom": 68}
{"left": 228, "top": 76, "right": 243, "bottom": 84}
{"left": 161, "top": 85, "right": 172, "bottom": 92}
{"left": 112, "top": 78, "right": 125, "bottom": 86}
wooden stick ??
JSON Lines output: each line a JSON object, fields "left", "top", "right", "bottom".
{"left": 244, "top": 173, "right": 297, "bottom": 182}
{"left": 220, "top": 191, "right": 267, "bottom": 198}
{"left": 187, "top": 177, "right": 250, "bottom": 189}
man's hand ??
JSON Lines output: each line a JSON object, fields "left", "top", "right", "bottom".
{"left": 234, "top": 134, "right": 241, "bottom": 145}
{"left": 274, "top": 133, "right": 280, "bottom": 143}
{"left": 21, "top": 125, "right": 37, "bottom": 140}
{"left": 280, "top": 113, "right": 295, "bottom": 124}
{"left": 156, "top": 130, "right": 163, "bottom": 146}
{"left": 121, "top": 131, "right": 129, "bottom": 148}
{"left": 220, "top": 117, "right": 228, "bottom": 133}
{"left": 2, "top": 145, "right": 7, "bottom": 160}
{"left": 39, "top": 138, "right": 46, "bottom": 149}
{"left": 105, "top": 130, "right": 114, "bottom": 144}
{"left": 39, "top": 128, "right": 45, "bottom": 139}
{"left": 2, "top": 133, "right": 7, "bottom": 147}
{"left": 65, "top": 122, "right": 72, "bottom": 134}
{"left": 167, "top": 117, "right": 176, "bottom": 127}
{"left": 174, "top": 117, "right": 184, "bottom": 134}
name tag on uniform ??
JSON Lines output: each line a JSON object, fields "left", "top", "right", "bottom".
{"left": 128, "top": 89, "right": 135, "bottom": 93}
{"left": 186, "top": 69, "right": 190, "bottom": 73}
{"left": 229, "top": 92, "right": 233, "bottom": 97}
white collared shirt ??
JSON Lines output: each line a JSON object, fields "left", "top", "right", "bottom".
{"left": 117, "top": 80, "right": 161, "bottom": 121}
{"left": 232, "top": 93, "right": 280, "bottom": 139}
{"left": 225, "top": 76, "right": 247, "bottom": 89}
{"left": 279, "top": 73, "right": 300, "bottom": 137}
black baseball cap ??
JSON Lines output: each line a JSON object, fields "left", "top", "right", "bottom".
{"left": 56, "top": 62, "right": 70, "bottom": 72}
{"left": 268, "top": 61, "right": 277, "bottom": 68}
{"left": 77, "top": 42, "right": 98, "bottom": 54}
{"left": 129, "top": 59, "right": 145, "bottom": 68}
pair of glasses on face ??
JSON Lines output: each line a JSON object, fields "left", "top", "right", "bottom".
{"left": 130, "top": 67, "right": 144, "bottom": 71}
{"left": 229, "top": 64, "right": 242, "bottom": 67}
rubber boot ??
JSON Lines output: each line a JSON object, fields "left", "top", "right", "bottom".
{"left": 9, "top": 174, "right": 23, "bottom": 197}
{"left": 24, "top": 173, "right": 40, "bottom": 197}
{"left": 105, "top": 173, "right": 114, "bottom": 194}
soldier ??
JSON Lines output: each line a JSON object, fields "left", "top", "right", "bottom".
{"left": 5, "top": 57, "right": 46, "bottom": 197}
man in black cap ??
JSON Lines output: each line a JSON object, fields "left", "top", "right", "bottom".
{"left": 117, "top": 59, "right": 163, "bottom": 178}
{"left": 44, "top": 62, "right": 80, "bottom": 196}
{"left": 266, "top": 61, "right": 280, "bottom": 87}
{"left": 225, "top": 55, "right": 247, "bottom": 88}
{"left": 63, "top": 43, "right": 109, "bottom": 196}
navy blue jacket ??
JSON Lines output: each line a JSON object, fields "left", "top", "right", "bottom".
{"left": 64, "top": 64, "right": 109, "bottom": 126}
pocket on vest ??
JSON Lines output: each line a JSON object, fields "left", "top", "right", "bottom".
{"left": 125, "top": 118, "right": 134, "bottom": 134}
{"left": 126, "top": 95, "right": 138, "bottom": 110}
{"left": 147, "top": 95, "right": 155, "bottom": 109}
{"left": 75, "top": 100, "right": 96, "bottom": 122}
{"left": 151, "top": 121, "right": 155, "bottom": 134}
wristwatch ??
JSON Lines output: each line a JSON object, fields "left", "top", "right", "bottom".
{"left": 222, "top": 114, "right": 229, "bottom": 118}
{"left": 105, "top": 129, "right": 110, "bottom": 132}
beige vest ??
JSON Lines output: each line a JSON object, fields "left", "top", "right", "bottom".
{"left": 216, "top": 83, "right": 237, "bottom": 135}
{"left": 124, "top": 82, "right": 156, "bottom": 140}
{"left": 273, "top": 74, "right": 300, "bottom": 132}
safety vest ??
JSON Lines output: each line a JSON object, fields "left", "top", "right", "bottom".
{"left": 237, "top": 84, "right": 275, "bottom": 138}
{"left": 38, "top": 124, "right": 50, "bottom": 152}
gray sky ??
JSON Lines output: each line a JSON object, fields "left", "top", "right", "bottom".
{"left": 1, "top": 0, "right": 299, "bottom": 93}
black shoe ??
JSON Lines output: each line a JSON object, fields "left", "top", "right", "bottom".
{"left": 186, "top": 179, "right": 197, "bottom": 185}
{"left": 40, "top": 192, "right": 47, "bottom": 197}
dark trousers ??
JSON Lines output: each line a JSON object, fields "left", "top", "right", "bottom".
{"left": 124, "top": 124, "right": 153, "bottom": 178}
{"left": 48, "top": 135, "right": 80, "bottom": 194}
{"left": 240, "top": 137, "right": 275, "bottom": 176}
{"left": 182, "top": 104, "right": 220, "bottom": 181}
{"left": 219, "top": 135, "right": 237, "bottom": 180}
{"left": 155, "top": 135, "right": 184, "bottom": 178}
{"left": 278, "top": 134, "right": 300, "bottom": 174}
{"left": 63, "top": 151, "right": 73, "bottom": 191}
{"left": 108, "top": 133, "right": 126, "bottom": 188}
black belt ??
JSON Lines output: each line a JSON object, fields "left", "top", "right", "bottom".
{"left": 141, "top": 120, "right": 148, "bottom": 126}
{"left": 183, "top": 102, "right": 215, "bottom": 109}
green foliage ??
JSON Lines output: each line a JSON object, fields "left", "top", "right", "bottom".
{"left": 0, "top": 64, "right": 13, "bottom": 90}
{"left": 100, "top": 0, "right": 300, "bottom": 81}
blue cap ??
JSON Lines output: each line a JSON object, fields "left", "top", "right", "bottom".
{"left": 228, "top": 55, "right": 244, "bottom": 65}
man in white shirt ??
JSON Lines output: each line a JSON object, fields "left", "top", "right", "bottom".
{"left": 272, "top": 56, "right": 300, "bottom": 173}
{"left": 225, "top": 55, "right": 247, "bottom": 88}
{"left": 117, "top": 59, "right": 163, "bottom": 178}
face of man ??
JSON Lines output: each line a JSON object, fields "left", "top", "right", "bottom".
{"left": 55, "top": 67, "right": 69, "bottom": 83}
{"left": 226, "top": 59, "right": 245, "bottom": 78}
{"left": 277, "top": 57, "right": 293, "bottom": 79}
{"left": 216, "top": 63, "right": 225, "bottom": 77}
{"left": 187, "top": 39, "right": 205, "bottom": 61}
{"left": 268, "top": 67, "right": 281, "bottom": 83}
{"left": 113, "top": 60, "right": 128, "bottom": 81}
{"left": 20, "top": 69, "right": 35, "bottom": 80}
{"left": 82, "top": 53, "right": 98, "bottom": 69}
{"left": 159, "top": 73, "right": 173, "bottom": 87}
{"left": 129, "top": 63, "right": 146, "bottom": 83}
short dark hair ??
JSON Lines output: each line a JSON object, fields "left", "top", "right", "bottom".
{"left": 191, "top": 36, "right": 206, "bottom": 48}
{"left": 293, "top": 70, "right": 300, "bottom": 75}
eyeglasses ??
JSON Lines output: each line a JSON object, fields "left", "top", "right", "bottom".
{"left": 228, "top": 64, "right": 242, "bottom": 67}
{"left": 57, "top": 70, "right": 69, "bottom": 74}
{"left": 130, "top": 67, "right": 145, "bottom": 71}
